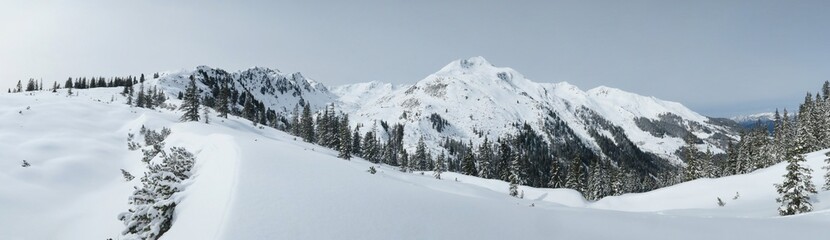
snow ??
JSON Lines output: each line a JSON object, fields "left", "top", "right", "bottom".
{"left": 155, "top": 65, "right": 337, "bottom": 117}
{"left": 731, "top": 112, "right": 776, "bottom": 123}
{"left": 2, "top": 87, "right": 829, "bottom": 240}
{"left": 333, "top": 57, "right": 737, "bottom": 162}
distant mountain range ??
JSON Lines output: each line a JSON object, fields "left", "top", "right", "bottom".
{"left": 153, "top": 57, "right": 743, "bottom": 175}
{"left": 730, "top": 112, "right": 776, "bottom": 132}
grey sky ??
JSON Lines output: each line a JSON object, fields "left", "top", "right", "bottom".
{"left": 2, "top": 0, "right": 828, "bottom": 117}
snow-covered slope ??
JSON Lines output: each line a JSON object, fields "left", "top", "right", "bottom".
{"left": 2, "top": 86, "right": 828, "bottom": 240}
{"left": 335, "top": 57, "right": 739, "bottom": 164}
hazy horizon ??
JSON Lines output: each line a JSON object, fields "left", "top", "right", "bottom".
{"left": 2, "top": 0, "right": 827, "bottom": 117}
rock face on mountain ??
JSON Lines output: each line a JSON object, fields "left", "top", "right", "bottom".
{"left": 156, "top": 57, "right": 741, "bottom": 175}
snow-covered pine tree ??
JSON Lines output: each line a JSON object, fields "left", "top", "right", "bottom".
{"left": 461, "top": 151, "right": 477, "bottom": 176}
{"left": 381, "top": 143, "right": 397, "bottom": 166}
{"left": 821, "top": 81, "right": 830, "bottom": 148}
{"left": 508, "top": 153, "right": 521, "bottom": 197}
{"left": 703, "top": 148, "right": 717, "bottom": 178}
{"left": 609, "top": 167, "right": 624, "bottom": 196}
{"left": 771, "top": 109, "right": 786, "bottom": 162}
{"left": 121, "top": 169, "right": 135, "bottom": 181}
{"left": 797, "top": 93, "right": 819, "bottom": 152}
{"left": 775, "top": 120, "right": 818, "bottom": 216}
{"left": 415, "top": 137, "right": 428, "bottom": 171}
{"left": 203, "top": 106, "right": 211, "bottom": 124}
{"left": 124, "top": 81, "right": 134, "bottom": 105}
{"left": 407, "top": 148, "right": 418, "bottom": 172}
{"left": 119, "top": 147, "right": 195, "bottom": 240}
{"left": 434, "top": 151, "right": 446, "bottom": 179}
{"left": 586, "top": 160, "right": 607, "bottom": 201}
{"left": 477, "top": 137, "right": 493, "bottom": 179}
{"left": 565, "top": 155, "right": 585, "bottom": 193}
{"left": 547, "top": 159, "right": 562, "bottom": 188}
{"left": 682, "top": 135, "right": 703, "bottom": 182}
{"left": 399, "top": 150, "right": 409, "bottom": 172}
{"left": 810, "top": 92, "right": 828, "bottom": 149}
{"left": 823, "top": 151, "right": 830, "bottom": 191}
{"left": 178, "top": 76, "right": 200, "bottom": 122}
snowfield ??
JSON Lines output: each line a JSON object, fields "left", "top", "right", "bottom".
{"left": 1, "top": 88, "right": 829, "bottom": 240}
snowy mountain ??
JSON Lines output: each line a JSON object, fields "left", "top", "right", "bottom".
{"left": 154, "top": 65, "right": 337, "bottom": 125}
{"left": 1, "top": 87, "right": 827, "bottom": 240}
{"left": 335, "top": 57, "right": 740, "bottom": 168}
{"left": 731, "top": 112, "right": 776, "bottom": 131}
{"left": 148, "top": 57, "right": 742, "bottom": 178}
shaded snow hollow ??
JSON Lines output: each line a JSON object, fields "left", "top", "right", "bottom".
{"left": 1, "top": 87, "right": 829, "bottom": 240}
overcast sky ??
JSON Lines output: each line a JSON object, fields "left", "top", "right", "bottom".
{"left": 2, "top": 0, "right": 828, "bottom": 117}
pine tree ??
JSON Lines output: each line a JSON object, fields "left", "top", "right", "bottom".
{"left": 565, "top": 156, "right": 585, "bottom": 194}
{"left": 823, "top": 152, "right": 830, "bottom": 191}
{"left": 407, "top": 148, "right": 418, "bottom": 172}
{"left": 119, "top": 147, "right": 195, "bottom": 240}
{"left": 178, "top": 76, "right": 200, "bottom": 122}
{"left": 414, "top": 137, "right": 428, "bottom": 170}
{"left": 461, "top": 151, "right": 477, "bottom": 176}
{"left": 586, "top": 160, "right": 607, "bottom": 201}
{"left": 203, "top": 106, "right": 211, "bottom": 124}
{"left": 798, "top": 93, "right": 819, "bottom": 152}
{"left": 609, "top": 167, "right": 624, "bottom": 196}
{"left": 434, "top": 151, "right": 446, "bottom": 179}
{"left": 25, "top": 79, "right": 35, "bottom": 92}
{"left": 351, "top": 127, "right": 362, "bottom": 156}
{"left": 508, "top": 153, "right": 521, "bottom": 197}
{"left": 683, "top": 135, "right": 703, "bottom": 181}
{"left": 338, "top": 115, "right": 352, "bottom": 160}
{"left": 217, "top": 84, "right": 230, "bottom": 118}
{"left": 703, "top": 148, "right": 716, "bottom": 178}
{"left": 243, "top": 93, "right": 256, "bottom": 121}
{"left": 497, "top": 140, "right": 511, "bottom": 181}
{"left": 547, "top": 159, "right": 562, "bottom": 188}
{"left": 362, "top": 130, "right": 378, "bottom": 163}
{"left": 300, "top": 103, "right": 314, "bottom": 142}
{"left": 126, "top": 86, "right": 134, "bottom": 106}
{"left": 399, "top": 150, "right": 410, "bottom": 172}
{"left": 775, "top": 122, "right": 818, "bottom": 216}
{"left": 136, "top": 84, "right": 146, "bottom": 108}
{"left": 477, "top": 137, "right": 493, "bottom": 178}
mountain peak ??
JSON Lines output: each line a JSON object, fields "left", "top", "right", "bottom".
{"left": 438, "top": 56, "right": 495, "bottom": 73}
{"left": 459, "top": 56, "right": 492, "bottom": 68}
